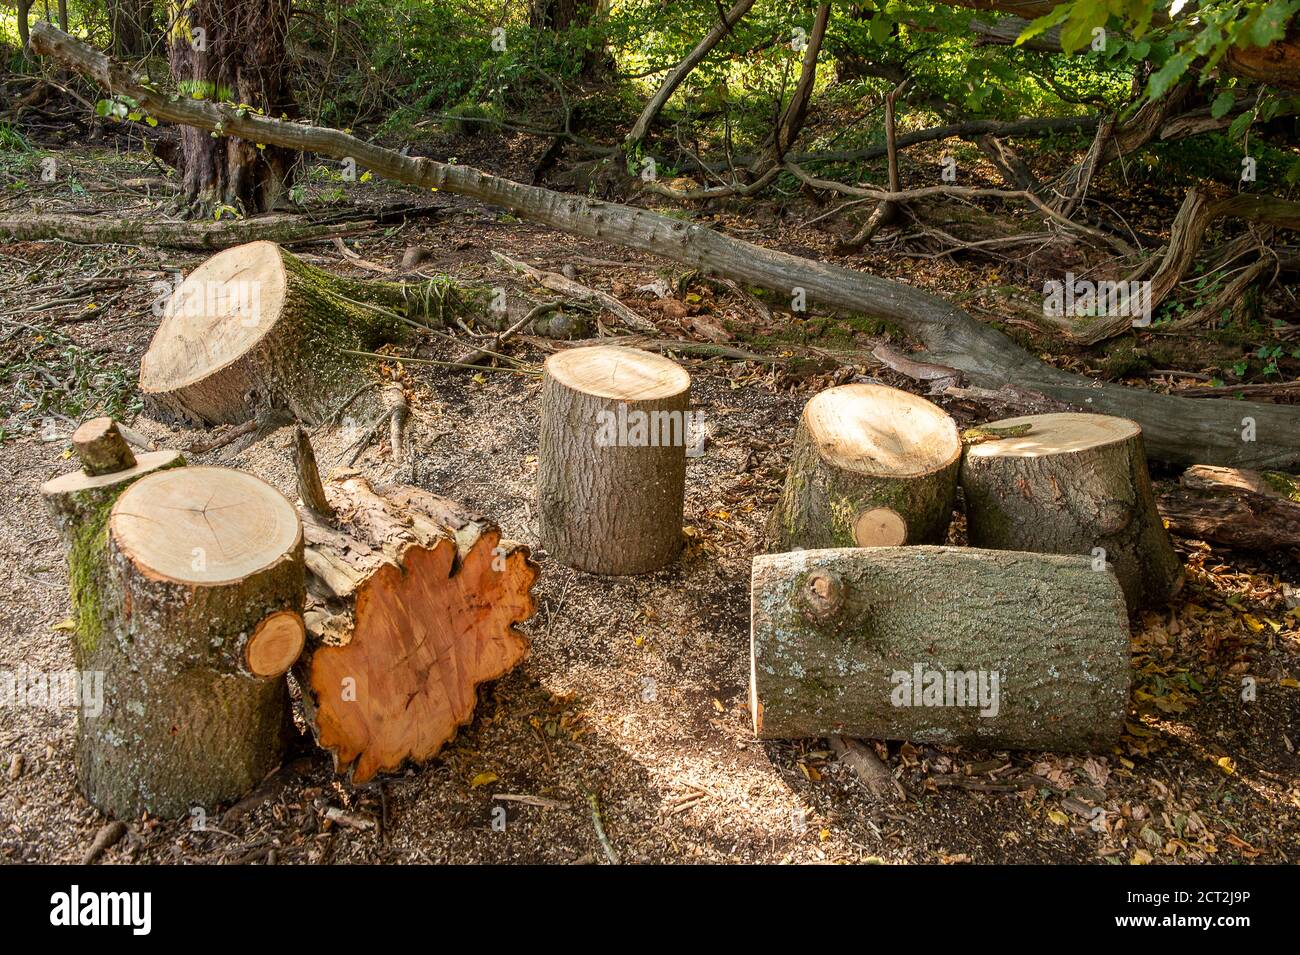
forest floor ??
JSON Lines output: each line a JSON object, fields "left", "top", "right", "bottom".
{"left": 1, "top": 120, "right": 1297, "bottom": 864}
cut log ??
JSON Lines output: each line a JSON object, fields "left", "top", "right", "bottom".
{"left": 294, "top": 462, "right": 539, "bottom": 783}
{"left": 71, "top": 417, "right": 136, "bottom": 475}
{"left": 768, "top": 383, "right": 961, "bottom": 550}
{"left": 32, "top": 22, "right": 1300, "bottom": 471}
{"left": 750, "top": 547, "right": 1130, "bottom": 750}
{"left": 45, "top": 461, "right": 305, "bottom": 819}
{"left": 537, "top": 345, "right": 691, "bottom": 575}
{"left": 137, "top": 240, "right": 485, "bottom": 426}
{"left": 960, "top": 413, "right": 1184, "bottom": 611}
{"left": 1159, "top": 465, "right": 1300, "bottom": 551}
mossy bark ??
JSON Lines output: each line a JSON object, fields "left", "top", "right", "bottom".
{"left": 146, "top": 245, "right": 490, "bottom": 426}
{"left": 767, "top": 411, "right": 959, "bottom": 551}
{"left": 750, "top": 547, "right": 1130, "bottom": 751}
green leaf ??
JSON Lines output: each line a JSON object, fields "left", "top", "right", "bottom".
{"left": 1227, "top": 108, "right": 1255, "bottom": 140}
{"left": 1015, "top": 5, "right": 1072, "bottom": 47}
{"left": 1147, "top": 51, "right": 1192, "bottom": 100}
{"left": 1210, "top": 90, "right": 1235, "bottom": 120}
{"left": 94, "top": 99, "right": 112, "bottom": 118}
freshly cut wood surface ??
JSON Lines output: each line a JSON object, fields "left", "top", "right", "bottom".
{"left": 111, "top": 466, "right": 301, "bottom": 586}
{"left": 297, "top": 471, "right": 539, "bottom": 783}
{"left": 545, "top": 343, "right": 691, "bottom": 401}
{"left": 246, "top": 610, "right": 307, "bottom": 678}
{"left": 138, "top": 240, "right": 286, "bottom": 393}
{"left": 804, "top": 382, "right": 961, "bottom": 476}
{"left": 768, "top": 384, "right": 961, "bottom": 550}
{"left": 964, "top": 412, "right": 1138, "bottom": 459}
{"left": 40, "top": 449, "right": 182, "bottom": 496}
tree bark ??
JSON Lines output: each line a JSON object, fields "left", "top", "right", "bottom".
{"left": 31, "top": 23, "right": 1300, "bottom": 470}
{"left": 768, "top": 383, "right": 961, "bottom": 550}
{"left": 1159, "top": 465, "right": 1300, "bottom": 551}
{"left": 44, "top": 460, "right": 305, "bottom": 818}
{"left": 750, "top": 546, "right": 1130, "bottom": 750}
{"left": 0, "top": 213, "right": 376, "bottom": 249}
{"left": 538, "top": 345, "right": 691, "bottom": 574}
{"left": 295, "top": 467, "right": 538, "bottom": 784}
{"left": 166, "top": 0, "right": 296, "bottom": 214}
{"left": 961, "top": 412, "right": 1184, "bottom": 610}
{"left": 109, "top": 0, "right": 154, "bottom": 58}
{"left": 138, "top": 240, "right": 485, "bottom": 425}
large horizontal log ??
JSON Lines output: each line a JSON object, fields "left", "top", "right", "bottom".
{"left": 750, "top": 547, "right": 1130, "bottom": 751}
{"left": 30, "top": 23, "right": 1300, "bottom": 469}
{"left": 0, "top": 213, "right": 374, "bottom": 249}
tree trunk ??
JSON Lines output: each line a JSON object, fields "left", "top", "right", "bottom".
{"left": 768, "top": 383, "right": 961, "bottom": 550}
{"left": 294, "top": 466, "right": 539, "bottom": 784}
{"left": 109, "top": 0, "right": 154, "bottom": 58}
{"left": 537, "top": 345, "right": 691, "bottom": 574}
{"left": 1159, "top": 465, "right": 1300, "bottom": 551}
{"left": 749, "top": 3, "right": 831, "bottom": 176}
{"left": 0, "top": 212, "right": 377, "bottom": 249}
{"left": 138, "top": 240, "right": 485, "bottom": 426}
{"left": 961, "top": 413, "right": 1184, "bottom": 611}
{"left": 167, "top": 0, "right": 296, "bottom": 214}
{"left": 44, "top": 453, "right": 305, "bottom": 819}
{"left": 33, "top": 22, "right": 1300, "bottom": 470}
{"left": 750, "top": 546, "right": 1130, "bottom": 750}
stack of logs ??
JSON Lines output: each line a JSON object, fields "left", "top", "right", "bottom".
{"left": 752, "top": 385, "right": 1189, "bottom": 754}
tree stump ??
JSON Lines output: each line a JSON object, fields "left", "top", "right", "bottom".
{"left": 46, "top": 460, "right": 305, "bottom": 819}
{"left": 768, "top": 383, "right": 962, "bottom": 550}
{"left": 960, "top": 412, "right": 1183, "bottom": 610}
{"left": 295, "top": 462, "right": 540, "bottom": 783}
{"left": 537, "top": 345, "right": 692, "bottom": 575}
{"left": 138, "top": 240, "right": 487, "bottom": 426}
{"left": 1159, "top": 465, "right": 1300, "bottom": 551}
{"left": 750, "top": 546, "right": 1130, "bottom": 750}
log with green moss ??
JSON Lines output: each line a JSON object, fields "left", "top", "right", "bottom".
{"left": 750, "top": 546, "right": 1131, "bottom": 751}
{"left": 43, "top": 422, "right": 307, "bottom": 818}
{"left": 137, "top": 240, "right": 490, "bottom": 425}
{"left": 767, "top": 384, "right": 961, "bottom": 550}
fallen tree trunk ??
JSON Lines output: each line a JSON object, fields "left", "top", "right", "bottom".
{"left": 961, "top": 413, "right": 1184, "bottom": 610}
{"left": 0, "top": 213, "right": 374, "bottom": 249}
{"left": 768, "top": 383, "right": 961, "bottom": 550}
{"left": 138, "top": 240, "right": 484, "bottom": 425}
{"left": 1159, "top": 465, "right": 1300, "bottom": 551}
{"left": 750, "top": 546, "right": 1130, "bottom": 750}
{"left": 44, "top": 446, "right": 305, "bottom": 818}
{"left": 31, "top": 22, "right": 1300, "bottom": 469}
{"left": 294, "top": 456, "right": 539, "bottom": 783}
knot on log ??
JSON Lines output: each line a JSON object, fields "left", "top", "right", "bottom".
{"left": 798, "top": 569, "right": 847, "bottom": 625}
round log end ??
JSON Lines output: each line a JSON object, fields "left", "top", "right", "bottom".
{"left": 544, "top": 344, "right": 690, "bottom": 402}
{"left": 804, "top": 383, "right": 960, "bottom": 477}
{"left": 963, "top": 412, "right": 1139, "bottom": 460}
{"left": 72, "top": 417, "right": 136, "bottom": 476}
{"left": 853, "top": 506, "right": 907, "bottom": 546}
{"left": 138, "top": 240, "right": 286, "bottom": 398}
{"left": 110, "top": 466, "right": 302, "bottom": 586}
{"left": 246, "top": 610, "right": 306, "bottom": 678}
